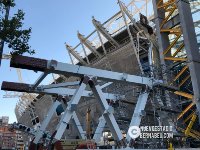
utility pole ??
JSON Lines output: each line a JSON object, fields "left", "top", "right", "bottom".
{"left": 0, "top": 0, "right": 11, "bottom": 66}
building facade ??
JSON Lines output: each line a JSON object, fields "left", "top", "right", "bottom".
{"left": 0, "top": 116, "right": 24, "bottom": 150}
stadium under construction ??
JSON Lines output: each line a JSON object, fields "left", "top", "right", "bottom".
{"left": 1, "top": 0, "right": 200, "bottom": 149}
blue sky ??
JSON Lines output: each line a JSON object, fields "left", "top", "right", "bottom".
{"left": 0, "top": 0, "right": 131, "bottom": 123}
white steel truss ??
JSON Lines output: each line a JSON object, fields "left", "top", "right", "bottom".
{"left": 1, "top": 55, "right": 163, "bottom": 146}
{"left": 77, "top": 31, "right": 101, "bottom": 58}
{"left": 92, "top": 17, "right": 120, "bottom": 48}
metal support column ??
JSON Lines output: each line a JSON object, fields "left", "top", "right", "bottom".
{"left": 54, "top": 80, "right": 88, "bottom": 140}
{"left": 89, "top": 79, "right": 123, "bottom": 141}
{"left": 65, "top": 44, "right": 87, "bottom": 65}
{"left": 33, "top": 100, "right": 61, "bottom": 143}
{"left": 176, "top": 0, "right": 200, "bottom": 119}
{"left": 119, "top": 0, "right": 144, "bottom": 75}
{"left": 80, "top": 42, "right": 90, "bottom": 64}
{"left": 92, "top": 16, "right": 120, "bottom": 48}
{"left": 78, "top": 31, "right": 101, "bottom": 58}
{"left": 126, "top": 92, "right": 149, "bottom": 142}
{"left": 72, "top": 112, "right": 86, "bottom": 139}
{"left": 93, "top": 116, "right": 106, "bottom": 143}
{"left": 153, "top": 1, "right": 171, "bottom": 67}
{"left": 153, "top": 0, "right": 200, "bottom": 139}
{"left": 152, "top": 0, "right": 173, "bottom": 108}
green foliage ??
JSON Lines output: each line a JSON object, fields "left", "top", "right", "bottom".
{"left": 0, "top": 0, "right": 35, "bottom": 55}
{"left": 0, "top": 0, "right": 15, "bottom": 12}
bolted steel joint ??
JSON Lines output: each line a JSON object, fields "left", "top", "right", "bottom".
{"left": 56, "top": 95, "right": 63, "bottom": 102}
{"left": 121, "top": 73, "right": 128, "bottom": 81}
{"left": 88, "top": 76, "right": 97, "bottom": 88}
{"left": 49, "top": 60, "right": 58, "bottom": 70}
{"left": 91, "top": 76, "right": 98, "bottom": 84}
{"left": 36, "top": 86, "right": 43, "bottom": 92}
{"left": 80, "top": 75, "right": 90, "bottom": 85}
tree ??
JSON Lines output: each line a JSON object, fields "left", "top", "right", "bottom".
{"left": 0, "top": 0, "right": 35, "bottom": 65}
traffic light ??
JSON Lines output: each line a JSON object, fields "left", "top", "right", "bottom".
{"left": 31, "top": 116, "right": 40, "bottom": 125}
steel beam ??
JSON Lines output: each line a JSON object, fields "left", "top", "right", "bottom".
{"left": 177, "top": 102, "right": 195, "bottom": 120}
{"left": 103, "top": 111, "right": 123, "bottom": 141}
{"left": 54, "top": 108, "right": 73, "bottom": 140}
{"left": 33, "top": 100, "right": 61, "bottom": 144}
{"left": 100, "top": 82, "right": 112, "bottom": 89}
{"left": 89, "top": 80, "right": 123, "bottom": 141}
{"left": 54, "top": 82, "right": 87, "bottom": 140}
{"left": 119, "top": 0, "right": 144, "bottom": 75}
{"left": 38, "top": 81, "right": 80, "bottom": 89}
{"left": 9, "top": 55, "right": 161, "bottom": 86}
{"left": 66, "top": 44, "right": 74, "bottom": 65}
{"left": 65, "top": 44, "right": 87, "bottom": 65}
{"left": 32, "top": 73, "right": 48, "bottom": 90}
{"left": 96, "top": 29, "right": 107, "bottom": 55}
{"left": 77, "top": 31, "right": 101, "bottom": 57}
{"left": 185, "top": 114, "right": 197, "bottom": 136}
{"left": 1, "top": 81, "right": 124, "bottom": 100}
{"left": 92, "top": 17, "right": 120, "bottom": 48}
{"left": 176, "top": 0, "right": 200, "bottom": 119}
{"left": 152, "top": 0, "right": 171, "bottom": 71}
{"left": 72, "top": 112, "right": 86, "bottom": 139}
{"left": 93, "top": 116, "right": 106, "bottom": 142}
{"left": 89, "top": 84, "right": 110, "bottom": 111}
{"left": 80, "top": 42, "right": 90, "bottom": 64}
{"left": 118, "top": 1, "right": 141, "bottom": 32}
{"left": 163, "top": 14, "right": 180, "bottom": 29}
{"left": 54, "top": 77, "right": 123, "bottom": 141}
{"left": 152, "top": 0, "right": 175, "bottom": 109}
{"left": 126, "top": 92, "right": 149, "bottom": 142}
{"left": 70, "top": 81, "right": 87, "bottom": 111}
